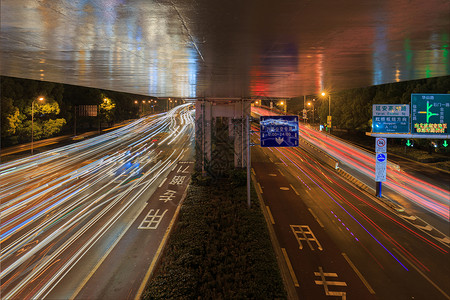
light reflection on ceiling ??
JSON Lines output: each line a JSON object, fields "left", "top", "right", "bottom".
{"left": 0, "top": 0, "right": 449, "bottom": 98}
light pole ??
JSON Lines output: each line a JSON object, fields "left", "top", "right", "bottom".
{"left": 31, "top": 96, "right": 44, "bottom": 155}
{"left": 134, "top": 100, "right": 139, "bottom": 116}
{"left": 279, "top": 101, "right": 286, "bottom": 114}
{"left": 321, "top": 92, "right": 331, "bottom": 132}
{"left": 142, "top": 100, "right": 146, "bottom": 115}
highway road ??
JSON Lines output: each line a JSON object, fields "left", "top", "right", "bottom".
{"left": 0, "top": 105, "right": 195, "bottom": 299}
{"left": 251, "top": 109, "right": 450, "bottom": 299}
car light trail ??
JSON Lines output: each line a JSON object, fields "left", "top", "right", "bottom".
{"left": 0, "top": 104, "right": 195, "bottom": 299}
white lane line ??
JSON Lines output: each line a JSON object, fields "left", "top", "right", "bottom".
{"left": 281, "top": 248, "right": 299, "bottom": 287}
{"left": 135, "top": 186, "right": 188, "bottom": 300}
{"left": 158, "top": 177, "right": 167, "bottom": 188}
{"left": 290, "top": 184, "right": 300, "bottom": 195}
{"left": 342, "top": 253, "right": 375, "bottom": 295}
{"left": 308, "top": 208, "right": 325, "bottom": 228}
{"left": 266, "top": 206, "right": 275, "bottom": 225}
{"left": 71, "top": 201, "right": 149, "bottom": 299}
{"left": 393, "top": 248, "right": 450, "bottom": 300}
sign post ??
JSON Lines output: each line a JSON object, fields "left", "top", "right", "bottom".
{"left": 375, "top": 152, "right": 387, "bottom": 197}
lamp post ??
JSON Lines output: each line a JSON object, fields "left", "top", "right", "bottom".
{"left": 31, "top": 97, "right": 44, "bottom": 155}
{"left": 321, "top": 92, "right": 331, "bottom": 133}
{"left": 307, "top": 100, "right": 315, "bottom": 124}
{"left": 279, "top": 101, "right": 286, "bottom": 114}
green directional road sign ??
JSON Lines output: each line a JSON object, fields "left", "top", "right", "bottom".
{"left": 406, "top": 139, "right": 412, "bottom": 147}
{"left": 411, "top": 94, "right": 450, "bottom": 135}
{"left": 444, "top": 140, "right": 448, "bottom": 147}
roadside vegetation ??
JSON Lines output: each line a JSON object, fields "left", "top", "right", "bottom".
{"left": 1, "top": 76, "right": 159, "bottom": 147}
{"left": 142, "top": 171, "right": 286, "bottom": 299}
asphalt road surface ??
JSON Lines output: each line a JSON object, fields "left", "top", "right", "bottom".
{"left": 1, "top": 105, "right": 195, "bottom": 299}
{"left": 251, "top": 132, "right": 450, "bottom": 300}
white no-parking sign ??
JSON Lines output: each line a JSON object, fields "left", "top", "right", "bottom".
{"left": 375, "top": 138, "right": 387, "bottom": 153}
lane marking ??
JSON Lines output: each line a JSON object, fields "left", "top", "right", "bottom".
{"left": 134, "top": 185, "right": 190, "bottom": 300}
{"left": 342, "top": 253, "right": 375, "bottom": 295}
{"left": 314, "top": 266, "right": 347, "bottom": 299}
{"left": 290, "top": 225, "right": 323, "bottom": 251}
{"left": 308, "top": 208, "right": 325, "bottom": 228}
{"left": 266, "top": 206, "right": 275, "bottom": 224}
{"left": 401, "top": 215, "right": 417, "bottom": 221}
{"left": 257, "top": 182, "right": 263, "bottom": 194}
{"left": 71, "top": 201, "right": 148, "bottom": 299}
{"left": 281, "top": 248, "right": 299, "bottom": 287}
{"left": 251, "top": 168, "right": 256, "bottom": 176}
{"left": 158, "top": 177, "right": 167, "bottom": 188}
{"left": 290, "top": 184, "right": 300, "bottom": 195}
{"left": 280, "top": 187, "right": 289, "bottom": 191}
{"left": 393, "top": 248, "right": 450, "bottom": 300}
{"left": 251, "top": 173, "right": 298, "bottom": 299}
{"left": 278, "top": 169, "right": 285, "bottom": 177}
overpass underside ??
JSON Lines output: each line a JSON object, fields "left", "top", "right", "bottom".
{"left": 195, "top": 99, "right": 251, "bottom": 177}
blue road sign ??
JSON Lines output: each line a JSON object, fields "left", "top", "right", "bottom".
{"left": 411, "top": 94, "right": 450, "bottom": 134}
{"left": 260, "top": 115, "right": 299, "bottom": 147}
{"left": 376, "top": 153, "right": 386, "bottom": 162}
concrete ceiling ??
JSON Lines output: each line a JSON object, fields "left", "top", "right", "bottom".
{"left": 1, "top": 0, "right": 449, "bottom": 99}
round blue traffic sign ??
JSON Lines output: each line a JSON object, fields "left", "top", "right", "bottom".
{"left": 376, "top": 153, "right": 386, "bottom": 162}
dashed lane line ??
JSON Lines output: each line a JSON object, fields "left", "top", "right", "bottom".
{"left": 290, "top": 184, "right": 300, "bottom": 195}
{"left": 308, "top": 208, "right": 325, "bottom": 228}
{"left": 158, "top": 177, "right": 167, "bottom": 188}
{"left": 257, "top": 182, "right": 263, "bottom": 194}
{"left": 266, "top": 206, "right": 275, "bottom": 225}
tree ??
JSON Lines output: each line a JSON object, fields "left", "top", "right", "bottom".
{"left": 1, "top": 97, "right": 22, "bottom": 137}
{"left": 99, "top": 95, "right": 116, "bottom": 125}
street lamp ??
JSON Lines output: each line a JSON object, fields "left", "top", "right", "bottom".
{"left": 308, "top": 101, "right": 315, "bottom": 124}
{"left": 321, "top": 92, "right": 331, "bottom": 132}
{"left": 279, "top": 101, "right": 286, "bottom": 113}
{"left": 31, "top": 96, "right": 44, "bottom": 155}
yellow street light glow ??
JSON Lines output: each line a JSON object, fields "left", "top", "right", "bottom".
{"left": 38, "top": 97, "right": 44, "bottom": 101}
{"left": 307, "top": 102, "right": 311, "bottom": 106}
{"left": 321, "top": 92, "right": 326, "bottom": 96}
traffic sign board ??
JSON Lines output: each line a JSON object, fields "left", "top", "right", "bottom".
{"left": 411, "top": 94, "right": 449, "bottom": 134}
{"left": 375, "top": 153, "right": 387, "bottom": 182}
{"left": 375, "top": 138, "right": 387, "bottom": 153}
{"left": 372, "top": 104, "right": 410, "bottom": 133}
{"left": 376, "top": 153, "right": 386, "bottom": 162}
{"left": 260, "top": 115, "right": 299, "bottom": 147}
